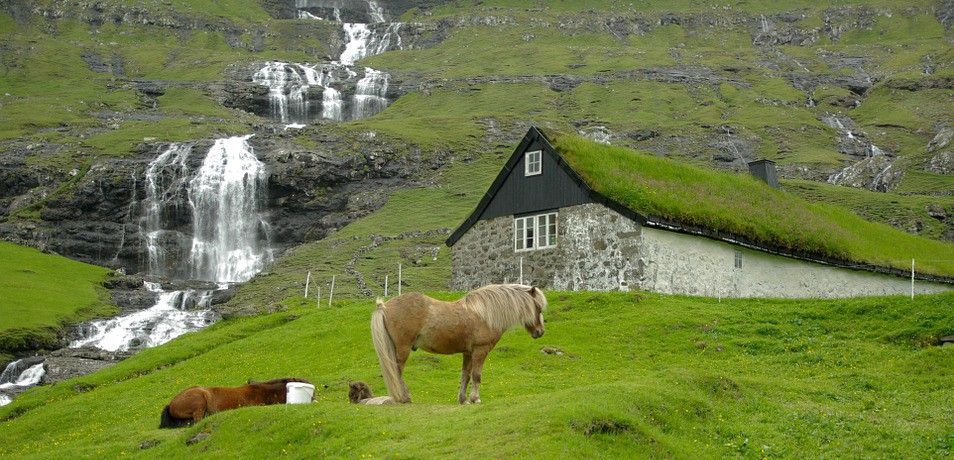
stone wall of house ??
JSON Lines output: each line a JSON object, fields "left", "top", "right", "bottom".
{"left": 451, "top": 202, "right": 953, "bottom": 297}
{"left": 638, "top": 227, "right": 951, "bottom": 298}
{"left": 451, "top": 203, "right": 643, "bottom": 291}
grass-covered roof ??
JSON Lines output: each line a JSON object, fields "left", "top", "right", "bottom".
{"left": 544, "top": 131, "right": 954, "bottom": 280}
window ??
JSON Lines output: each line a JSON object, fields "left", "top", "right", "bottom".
{"left": 524, "top": 150, "right": 542, "bottom": 176}
{"left": 734, "top": 251, "right": 743, "bottom": 269}
{"left": 514, "top": 212, "right": 557, "bottom": 251}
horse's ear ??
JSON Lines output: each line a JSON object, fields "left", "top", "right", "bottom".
{"left": 528, "top": 286, "right": 537, "bottom": 297}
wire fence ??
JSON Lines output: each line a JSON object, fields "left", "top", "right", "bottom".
{"left": 302, "top": 263, "right": 404, "bottom": 307}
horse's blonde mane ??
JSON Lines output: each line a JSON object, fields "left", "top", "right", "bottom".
{"left": 461, "top": 284, "right": 545, "bottom": 333}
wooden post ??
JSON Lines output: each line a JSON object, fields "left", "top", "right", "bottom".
{"left": 384, "top": 274, "right": 389, "bottom": 297}
{"left": 398, "top": 263, "right": 402, "bottom": 296}
{"left": 329, "top": 275, "right": 336, "bottom": 308}
{"left": 911, "top": 259, "right": 915, "bottom": 300}
{"left": 316, "top": 286, "right": 321, "bottom": 307}
{"left": 519, "top": 257, "right": 523, "bottom": 285}
{"left": 304, "top": 271, "right": 311, "bottom": 299}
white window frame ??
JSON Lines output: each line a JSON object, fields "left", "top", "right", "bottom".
{"left": 514, "top": 212, "right": 558, "bottom": 252}
{"left": 524, "top": 150, "right": 542, "bottom": 176}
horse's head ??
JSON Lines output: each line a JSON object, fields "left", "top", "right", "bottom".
{"left": 523, "top": 286, "right": 546, "bottom": 339}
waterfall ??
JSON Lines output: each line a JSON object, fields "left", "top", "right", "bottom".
{"left": 0, "top": 356, "right": 46, "bottom": 406}
{"left": 70, "top": 137, "right": 271, "bottom": 353}
{"left": 322, "top": 86, "right": 344, "bottom": 121}
{"left": 0, "top": 363, "right": 45, "bottom": 390}
{"left": 340, "top": 22, "right": 402, "bottom": 66}
{"left": 353, "top": 68, "right": 390, "bottom": 120}
{"left": 258, "top": 1, "right": 400, "bottom": 124}
{"left": 142, "top": 143, "right": 193, "bottom": 278}
{"left": 368, "top": 0, "right": 386, "bottom": 23}
{"left": 252, "top": 62, "right": 323, "bottom": 124}
{"left": 188, "top": 136, "right": 271, "bottom": 283}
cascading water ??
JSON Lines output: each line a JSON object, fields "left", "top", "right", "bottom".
{"left": 70, "top": 136, "right": 271, "bottom": 353}
{"left": 188, "top": 136, "right": 272, "bottom": 283}
{"left": 70, "top": 283, "right": 216, "bottom": 352}
{"left": 0, "top": 361, "right": 46, "bottom": 406}
{"left": 256, "top": 0, "right": 401, "bottom": 124}
{"left": 823, "top": 113, "right": 900, "bottom": 191}
{"left": 252, "top": 62, "right": 325, "bottom": 125}
{"left": 353, "top": 68, "right": 390, "bottom": 120}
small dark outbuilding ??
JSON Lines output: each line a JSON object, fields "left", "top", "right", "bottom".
{"left": 747, "top": 159, "right": 779, "bottom": 188}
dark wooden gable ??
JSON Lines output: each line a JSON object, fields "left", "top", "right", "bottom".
{"left": 446, "top": 127, "right": 594, "bottom": 246}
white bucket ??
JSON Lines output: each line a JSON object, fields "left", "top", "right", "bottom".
{"left": 286, "top": 382, "right": 315, "bottom": 404}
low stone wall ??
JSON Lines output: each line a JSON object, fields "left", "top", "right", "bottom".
{"left": 451, "top": 203, "right": 953, "bottom": 297}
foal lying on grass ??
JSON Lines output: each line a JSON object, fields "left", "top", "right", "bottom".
{"left": 348, "top": 381, "right": 393, "bottom": 405}
{"left": 160, "top": 377, "right": 311, "bottom": 428}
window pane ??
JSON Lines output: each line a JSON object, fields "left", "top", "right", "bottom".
{"left": 526, "top": 217, "right": 534, "bottom": 248}
{"left": 548, "top": 214, "right": 557, "bottom": 245}
{"left": 514, "top": 219, "right": 524, "bottom": 250}
{"left": 537, "top": 216, "right": 546, "bottom": 247}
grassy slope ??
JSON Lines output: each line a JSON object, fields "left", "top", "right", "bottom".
{"left": 1, "top": 291, "right": 951, "bottom": 458}
{"left": 553, "top": 134, "right": 954, "bottom": 277}
{"left": 372, "top": 1, "right": 954, "bottom": 195}
{"left": 0, "top": 242, "right": 115, "bottom": 358}
{"left": 784, "top": 179, "right": 954, "bottom": 242}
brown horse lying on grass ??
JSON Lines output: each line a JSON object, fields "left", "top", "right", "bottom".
{"left": 371, "top": 284, "right": 546, "bottom": 404}
{"left": 160, "top": 377, "right": 311, "bottom": 428}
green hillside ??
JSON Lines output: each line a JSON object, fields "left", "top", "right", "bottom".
{"left": 1, "top": 291, "right": 952, "bottom": 458}
{"left": 0, "top": 242, "right": 115, "bottom": 360}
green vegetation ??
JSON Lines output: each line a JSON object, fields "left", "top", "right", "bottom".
{"left": 1, "top": 291, "right": 952, "bottom": 457}
{"left": 784, "top": 179, "right": 954, "bottom": 242}
{"left": 551, "top": 133, "right": 954, "bottom": 276}
{"left": 0, "top": 242, "right": 115, "bottom": 357}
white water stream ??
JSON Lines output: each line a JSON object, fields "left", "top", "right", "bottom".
{"left": 256, "top": 0, "right": 400, "bottom": 124}
{"left": 0, "top": 361, "right": 46, "bottom": 406}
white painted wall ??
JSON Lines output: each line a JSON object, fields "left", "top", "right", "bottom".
{"left": 638, "top": 226, "right": 951, "bottom": 298}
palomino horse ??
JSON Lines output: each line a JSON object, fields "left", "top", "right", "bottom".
{"left": 159, "top": 377, "right": 311, "bottom": 428}
{"left": 371, "top": 284, "right": 546, "bottom": 404}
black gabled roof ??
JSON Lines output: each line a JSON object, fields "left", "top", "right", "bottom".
{"left": 445, "top": 126, "right": 647, "bottom": 247}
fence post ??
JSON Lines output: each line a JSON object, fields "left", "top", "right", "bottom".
{"left": 316, "top": 286, "right": 321, "bottom": 307}
{"left": 911, "top": 259, "right": 915, "bottom": 300}
{"left": 304, "top": 271, "right": 311, "bottom": 299}
{"left": 384, "top": 274, "right": 389, "bottom": 297}
{"left": 519, "top": 257, "right": 524, "bottom": 285}
{"left": 398, "top": 263, "right": 402, "bottom": 296}
{"left": 329, "top": 275, "right": 336, "bottom": 308}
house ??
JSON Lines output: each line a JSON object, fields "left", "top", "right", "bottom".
{"left": 445, "top": 127, "right": 954, "bottom": 298}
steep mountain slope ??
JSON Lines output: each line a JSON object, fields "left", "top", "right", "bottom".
{"left": 0, "top": 0, "right": 952, "bottom": 308}
{"left": 0, "top": 292, "right": 951, "bottom": 458}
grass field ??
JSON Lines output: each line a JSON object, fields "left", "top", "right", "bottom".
{"left": 0, "top": 242, "right": 115, "bottom": 359}
{"left": 0, "top": 291, "right": 951, "bottom": 458}
{"left": 553, "top": 134, "right": 954, "bottom": 277}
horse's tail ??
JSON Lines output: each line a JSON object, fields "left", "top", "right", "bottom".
{"left": 159, "top": 404, "right": 189, "bottom": 429}
{"left": 371, "top": 299, "right": 410, "bottom": 403}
